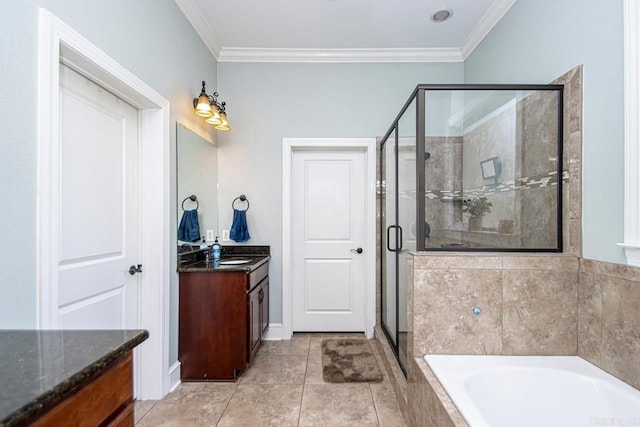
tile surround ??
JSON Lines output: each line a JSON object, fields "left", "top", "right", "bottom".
{"left": 411, "top": 253, "right": 579, "bottom": 359}
{"left": 502, "top": 269, "right": 578, "bottom": 355}
{"left": 389, "top": 253, "right": 640, "bottom": 426}
{"left": 414, "top": 268, "right": 503, "bottom": 355}
{"left": 579, "top": 259, "right": 640, "bottom": 390}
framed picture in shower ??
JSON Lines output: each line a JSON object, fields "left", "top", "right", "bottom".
{"left": 480, "top": 157, "right": 500, "bottom": 180}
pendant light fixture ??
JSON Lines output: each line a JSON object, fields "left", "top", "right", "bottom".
{"left": 193, "top": 81, "right": 231, "bottom": 131}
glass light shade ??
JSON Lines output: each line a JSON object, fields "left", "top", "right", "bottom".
{"left": 205, "top": 114, "right": 222, "bottom": 125}
{"left": 194, "top": 94, "right": 213, "bottom": 118}
{"left": 214, "top": 111, "right": 230, "bottom": 130}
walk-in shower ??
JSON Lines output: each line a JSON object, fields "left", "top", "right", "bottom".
{"left": 379, "top": 85, "right": 564, "bottom": 374}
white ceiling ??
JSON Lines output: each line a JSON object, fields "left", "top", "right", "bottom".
{"left": 175, "top": 0, "right": 516, "bottom": 62}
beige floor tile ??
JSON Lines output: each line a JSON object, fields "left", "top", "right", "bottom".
{"left": 370, "top": 383, "right": 407, "bottom": 427}
{"left": 304, "top": 340, "right": 324, "bottom": 384}
{"left": 309, "top": 333, "right": 367, "bottom": 344}
{"left": 136, "top": 382, "right": 236, "bottom": 426}
{"left": 239, "top": 353, "right": 308, "bottom": 385}
{"left": 134, "top": 400, "right": 156, "bottom": 424}
{"left": 260, "top": 333, "right": 311, "bottom": 355}
{"left": 299, "top": 384, "right": 379, "bottom": 426}
{"left": 217, "top": 384, "right": 303, "bottom": 426}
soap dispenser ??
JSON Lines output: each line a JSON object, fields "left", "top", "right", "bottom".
{"left": 199, "top": 236, "right": 208, "bottom": 250}
{"left": 212, "top": 237, "right": 221, "bottom": 261}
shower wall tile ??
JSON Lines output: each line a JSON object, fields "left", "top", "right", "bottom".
{"left": 569, "top": 218, "right": 582, "bottom": 257}
{"left": 409, "top": 358, "right": 468, "bottom": 427}
{"left": 502, "top": 255, "right": 578, "bottom": 270}
{"left": 577, "top": 271, "right": 602, "bottom": 365}
{"left": 579, "top": 259, "right": 640, "bottom": 390}
{"left": 601, "top": 277, "right": 640, "bottom": 390}
{"left": 568, "top": 131, "right": 582, "bottom": 162}
{"left": 503, "top": 269, "right": 578, "bottom": 355}
{"left": 580, "top": 258, "right": 640, "bottom": 281}
{"left": 553, "top": 66, "right": 583, "bottom": 256}
{"left": 412, "top": 254, "right": 502, "bottom": 270}
{"left": 413, "top": 268, "right": 503, "bottom": 356}
{"left": 411, "top": 253, "right": 580, "bottom": 358}
{"left": 406, "top": 358, "right": 424, "bottom": 427}
{"left": 568, "top": 158, "right": 582, "bottom": 219}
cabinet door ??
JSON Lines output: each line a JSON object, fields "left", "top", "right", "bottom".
{"left": 261, "top": 278, "right": 269, "bottom": 335}
{"left": 248, "top": 284, "right": 261, "bottom": 359}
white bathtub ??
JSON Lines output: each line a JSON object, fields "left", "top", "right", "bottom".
{"left": 424, "top": 355, "right": 640, "bottom": 427}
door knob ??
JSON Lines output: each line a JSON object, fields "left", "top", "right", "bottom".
{"left": 129, "top": 264, "right": 143, "bottom": 275}
{"left": 350, "top": 248, "right": 363, "bottom": 254}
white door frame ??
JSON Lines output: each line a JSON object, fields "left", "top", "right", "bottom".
{"left": 37, "top": 9, "right": 171, "bottom": 400}
{"left": 282, "top": 138, "right": 376, "bottom": 340}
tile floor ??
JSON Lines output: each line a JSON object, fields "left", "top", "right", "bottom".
{"left": 135, "top": 333, "right": 407, "bottom": 426}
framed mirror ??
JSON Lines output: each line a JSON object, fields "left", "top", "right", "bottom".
{"left": 176, "top": 123, "right": 219, "bottom": 249}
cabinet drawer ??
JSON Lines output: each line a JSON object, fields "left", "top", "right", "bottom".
{"left": 248, "top": 262, "right": 268, "bottom": 290}
{"left": 33, "top": 353, "right": 133, "bottom": 427}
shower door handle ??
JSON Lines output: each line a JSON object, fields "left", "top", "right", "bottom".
{"left": 386, "top": 226, "right": 395, "bottom": 252}
{"left": 386, "top": 225, "right": 403, "bottom": 252}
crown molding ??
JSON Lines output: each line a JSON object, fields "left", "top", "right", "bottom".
{"left": 217, "top": 47, "right": 463, "bottom": 63}
{"left": 176, "top": 0, "right": 513, "bottom": 63}
{"left": 174, "top": 0, "right": 222, "bottom": 58}
{"left": 461, "top": 0, "right": 517, "bottom": 59}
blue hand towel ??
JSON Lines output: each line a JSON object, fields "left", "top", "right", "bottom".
{"left": 230, "top": 209, "right": 251, "bottom": 242}
{"left": 178, "top": 209, "right": 200, "bottom": 242}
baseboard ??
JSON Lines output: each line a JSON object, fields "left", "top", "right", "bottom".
{"left": 168, "top": 361, "right": 181, "bottom": 392}
{"left": 262, "top": 323, "right": 283, "bottom": 340}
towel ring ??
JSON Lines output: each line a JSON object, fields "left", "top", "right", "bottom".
{"left": 181, "top": 195, "right": 199, "bottom": 211}
{"left": 232, "top": 194, "right": 250, "bottom": 211}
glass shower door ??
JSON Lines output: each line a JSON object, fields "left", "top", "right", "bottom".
{"left": 396, "top": 101, "right": 417, "bottom": 371}
{"left": 381, "top": 129, "right": 397, "bottom": 347}
{"left": 380, "top": 96, "right": 416, "bottom": 375}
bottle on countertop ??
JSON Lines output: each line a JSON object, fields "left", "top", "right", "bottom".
{"left": 212, "top": 237, "right": 221, "bottom": 261}
{"left": 199, "top": 236, "right": 208, "bottom": 250}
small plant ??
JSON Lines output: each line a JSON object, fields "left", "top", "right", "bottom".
{"left": 462, "top": 197, "right": 492, "bottom": 218}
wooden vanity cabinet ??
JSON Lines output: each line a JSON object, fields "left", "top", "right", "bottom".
{"left": 179, "top": 262, "right": 269, "bottom": 380}
{"left": 32, "top": 352, "right": 134, "bottom": 426}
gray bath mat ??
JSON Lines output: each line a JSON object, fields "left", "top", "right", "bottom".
{"left": 321, "top": 339, "right": 383, "bottom": 383}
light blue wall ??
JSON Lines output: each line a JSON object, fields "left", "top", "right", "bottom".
{"left": 464, "top": 0, "right": 625, "bottom": 264}
{"left": 217, "top": 62, "right": 464, "bottom": 324}
{"left": 0, "top": 1, "right": 217, "bottom": 366}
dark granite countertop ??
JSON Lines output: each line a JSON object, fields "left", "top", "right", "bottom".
{"left": 0, "top": 329, "right": 148, "bottom": 426}
{"left": 178, "top": 254, "right": 270, "bottom": 273}
{"left": 177, "top": 245, "right": 270, "bottom": 273}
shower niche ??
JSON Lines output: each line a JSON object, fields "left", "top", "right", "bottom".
{"left": 379, "top": 85, "right": 563, "bottom": 374}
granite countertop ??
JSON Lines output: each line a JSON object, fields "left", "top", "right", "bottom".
{"left": 178, "top": 254, "right": 270, "bottom": 273}
{"left": 177, "top": 245, "right": 270, "bottom": 273}
{"left": 0, "top": 329, "right": 148, "bottom": 426}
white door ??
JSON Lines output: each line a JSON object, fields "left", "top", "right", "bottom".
{"left": 292, "top": 149, "right": 366, "bottom": 331}
{"left": 56, "top": 64, "right": 140, "bottom": 330}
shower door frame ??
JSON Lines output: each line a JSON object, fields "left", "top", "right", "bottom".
{"left": 379, "top": 84, "right": 565, "bottom": 376}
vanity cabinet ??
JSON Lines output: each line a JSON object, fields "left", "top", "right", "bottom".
{"left": 32, "top": 353, "right": 134, "bottom": 427}
{"left": 179, "top": 261, "right": 269, "bottom": 380}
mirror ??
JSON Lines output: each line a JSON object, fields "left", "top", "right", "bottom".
{"left": 176, "top": 123, "right": 218, "bottom": 248}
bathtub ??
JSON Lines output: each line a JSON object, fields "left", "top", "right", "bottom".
{"left": 424, "top": 355, "right": 640, "bottom": 427}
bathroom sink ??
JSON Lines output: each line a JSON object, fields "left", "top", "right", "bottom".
{"left": 218, "top": 259, "right": 251, "bottom": 265}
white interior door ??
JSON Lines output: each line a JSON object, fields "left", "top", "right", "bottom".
{"left": 292, "top": 149, "right": 366, "bottom": 331}
{"left": 56, "top": 64, "right": 140, "bottom": 330}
